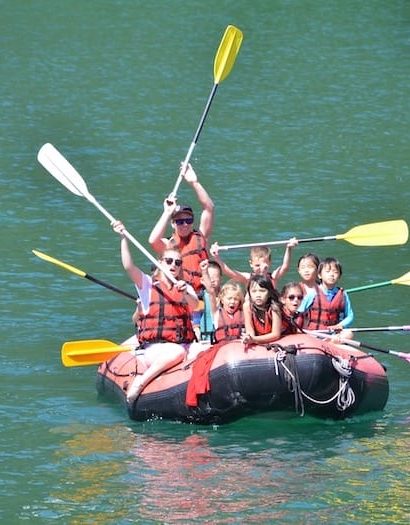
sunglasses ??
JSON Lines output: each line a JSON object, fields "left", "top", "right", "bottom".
{"left": 174, "top": 217, "right": 194, "bottom": 226}
{"left": 162, "top": 257, "right": 183, "bottom": 267}
{"left": 287, "top": 294, "right": 303, "bottom": 301}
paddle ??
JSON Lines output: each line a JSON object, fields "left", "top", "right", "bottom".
{"left": 62, "top": 339, "right": 133, "bottom": 367}
{"left": 32, "top": 249, "right": 138, "bottom": 301}
{"left": 37, "top": 143, "right": 177, "bottom": 284}
{"left": 311, "top": 332, "right": 410, "bottom": 364}
{"left": 346, "top": 270, "right": 410, "bottom": 293}
{"left": 338, "top": 338, "right": 410, "bottom": 364}
{"left": 309, "top": 325, "right": 410, "bottom": 334}
{"left": 216, "top": 220, "right": 409, "bottom": 251}
{"left": 170, "top": 25, "right": 243, "bottom": 197}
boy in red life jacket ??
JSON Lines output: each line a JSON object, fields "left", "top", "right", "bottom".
{"left": 210, "top": 239, "right": 298, "bottom": 290}
{"left": 279, "top": 282, "right": 305, "bottom": 335}
{"left": 148, "top": 163, "right": 214, "bottom": 296}
{"left": 299, "top": 257, "right": 354, "bottom": 339}
{"left": 242, "top": 274, "right": 282, "bottom": 345}
{"left": 112, "top": 220, "right": 199, "bottom": 405}
{"left": 297, "top": 252, "right": 320, "bottom": 295}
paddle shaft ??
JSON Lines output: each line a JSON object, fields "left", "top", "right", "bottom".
{"left": 218, "top": 236, "right": 336, "bottom": 251}
{"left": 312, "top": 331, "right": 410, "bottom": 362}
{"left": 33, "top": 249, "right": 138, "bottom": 301}
{"left": 85, "top": 274, "right": 137, "bottom": 301}
{"left": 347, "top": 280, "right": 393, "bottom": 293}
{"left": 310, "top": 325, "right": 410, "bottom": 334}
{"left": 340, "top": 337, "right": 410, "bottom": 361}
{"left": 346, "top": 270, "right": 410, "bottom": 293}
{"left": 171, "top": 84, "right": 219, "bottom": 196}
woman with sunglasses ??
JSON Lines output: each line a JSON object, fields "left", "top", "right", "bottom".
{"left": 148, "top": 163, "right": 214, "bottom": 295}
{"left": 112, "top": 220, "right": 199, "bottom": 404}
{"left": 280, "top": 282, "right": 305, "bottom": 335}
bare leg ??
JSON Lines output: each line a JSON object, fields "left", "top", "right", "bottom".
{"left": 127, "top": 343, "right": 186, "bottom": 403}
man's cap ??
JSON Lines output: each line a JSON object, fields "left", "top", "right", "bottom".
{"left": 172, "top": 205, "right": 194, "bottom": 218}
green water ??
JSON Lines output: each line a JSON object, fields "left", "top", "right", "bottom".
{"left": 1, "top": 1, "right": 409, "bottom": 523}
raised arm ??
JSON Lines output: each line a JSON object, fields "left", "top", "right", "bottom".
{"left": 112, "top": 220, "right": 145, "bottom": 288}
{"left": 183, "top": 164, "right": 214, "bottom": 241}
{"left": 271, "top": 237, "right": 298, "bottom": 282}
{"left": 148, "top": 195, "right": 178, "bottom": 253}
{"left": 200, "top": 259, "right": 218, "bottom": 319}
{"left": 210, "top": 242, "right": 249, "bottom": 285}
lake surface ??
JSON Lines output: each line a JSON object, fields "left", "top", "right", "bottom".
{"left": 1, "top": 1, "right": 409, "bottom": 523}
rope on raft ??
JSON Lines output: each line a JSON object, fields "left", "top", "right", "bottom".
{"left": 271, "top": 345, "right": 356, "bottom": 415}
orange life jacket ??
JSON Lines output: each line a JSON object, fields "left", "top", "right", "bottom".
{"left": 214, "top": 308, "right": 244, "bottom": 343}
{"left": 138, "top": 280, "right": 195, "bottom": 344}
{"left": 170, "top": 230, "right": 208, "bottom": 294}
{"left": 305, "top": 287, "right": 345, "bottom": 330}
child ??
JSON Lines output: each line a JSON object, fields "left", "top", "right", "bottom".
{"left": 199, "top": 259, "right": 223, "bottom": 340}
{"left": 297, "top": 252, "right": 320, "bottom": 295}
{"left": 280, "top": 282, "right": 305, "bottom": 335}
{"left": 210, "top": 238, "right": 298, "bottom": 289}
{"left": 208, "top": 279, "right": 245, "bottom": 344}
{"left": 242, "top": 274, "right": 282, "bottom": 345}
{"left": 300, "top": 257, "right": 354, "bottom": 335}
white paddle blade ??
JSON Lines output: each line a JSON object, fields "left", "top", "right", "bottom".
{"left": 38, "top": 143, "right": 90, "bottom": 198}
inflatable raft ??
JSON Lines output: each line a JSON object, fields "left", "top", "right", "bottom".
{"left": 96, "top": 334, "right": 388, "bottom": 424}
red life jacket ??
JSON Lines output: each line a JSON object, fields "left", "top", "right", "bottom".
{"left": 251, "top": 306, "right": 273, "bottom": 335}
{"left": 214, "top": 308, "right": 244, "bottom": 343}
{"left": 138, "top": 280, "right": 195, "bottom": 344}
{"left": 170, "top": 230, "right": 208, "bottom": 294}
{"left": 281, "top": 310, "right": 304, "bottom": 335}
{"left": 306, "top": 287, "right": 345, "bottom": 330}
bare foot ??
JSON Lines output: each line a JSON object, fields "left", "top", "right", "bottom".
{"left": 126, "top": 377, "right": 144, "bottom": 404}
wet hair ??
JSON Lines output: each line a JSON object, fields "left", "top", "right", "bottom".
{"left": 297, "top": 252, "right": 320, "bottom": 269}
{"left": 280, "top": 281, "right": 304, "bottom": 299}
{"left": 218, "top": 280, "right": 244, "bottom": 307}
{"left": 249, "top": 246, "right": 271, "bottom": 260}
{"left": 318, "top": 257, "right": 343, "bottom": 277}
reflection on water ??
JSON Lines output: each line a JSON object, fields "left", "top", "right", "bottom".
{"left": 39, "top": 415, "right": 409, "bottom": 524}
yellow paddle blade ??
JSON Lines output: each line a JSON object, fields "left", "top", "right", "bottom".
{"left": 33, "top": 250, "right": 86, "bottom": 278}
{"left": 336, "top": 220, "right": 408, "bottom": 246}
{"left": 213, "top": 25, "right": 243, "bottom": 83}
{"left": 392, "top": 270, "right": 410, "bottom": 286}
{"left": 61, "top": 339, "right": 132, "bottom": 367}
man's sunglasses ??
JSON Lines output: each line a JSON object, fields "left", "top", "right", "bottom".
{"left": 174, "top": 217, "right": 194, "bottom": 226}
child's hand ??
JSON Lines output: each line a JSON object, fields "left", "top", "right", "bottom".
{"left": 287, "top": 237, "right": 298, "bottom": 248}
{"left": 241, "top": 333, "right": 253, "bottom": 344}
{"left": 199, "top": 259, "right": 209, "bottom": 273}
{"left": 327, "top": 323, "right": 343, "bottom": 332}
{"left": 210, "top": 242, "right": 220, "bottom": 258}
